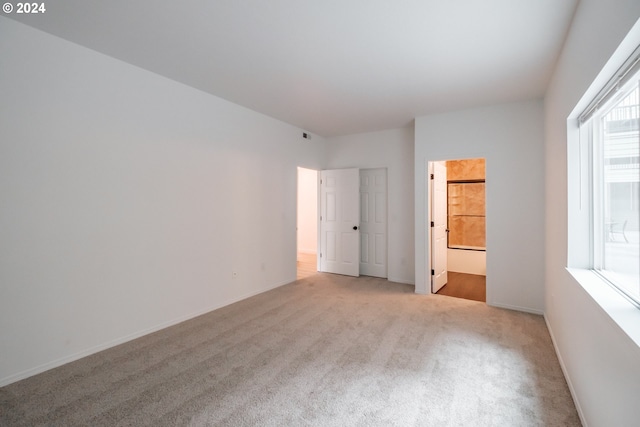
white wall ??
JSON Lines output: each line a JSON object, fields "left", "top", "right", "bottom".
{"left": 0, "top": 18, "right": 324, "bottom": 386}
{"left": 415, "top": 100, "right": 545, "bottom": 313}
{"left": 297, "top": 167, "right": 317, "bottom": 254}
{"left": 324, "top": 126, "right": 415, "bottom": 284}
{"left": 544, "top": 0, "right": 640, "bottom": 424}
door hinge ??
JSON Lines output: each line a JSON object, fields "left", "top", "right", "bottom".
{"left": 320, "top": 179, "right": 322, "bottom": 184}
{"left": 320, "top": 215, "right": 322, "bottom": 221}
{"left": 430, "top": 173, "right": 434, "bottom": 180}
{"left": 430, "top": 221, "right": 434, "bottom": 227}
{"left": 320, "top": 253, "right": 322, "bottom": 258}
{"left": 431, "top": 269, "right": 435, "bottom": 276}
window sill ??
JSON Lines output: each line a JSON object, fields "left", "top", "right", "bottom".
{"left": 567, "top": 268, "right": 640, "bottom": 348}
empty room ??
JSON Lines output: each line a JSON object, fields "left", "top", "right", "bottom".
{"left": 1, "top": 1, "right": 639, "bottom": 426}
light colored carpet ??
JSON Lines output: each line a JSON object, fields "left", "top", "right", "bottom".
{"left": 0, "top": 273, "right": 580, "bottom": 426}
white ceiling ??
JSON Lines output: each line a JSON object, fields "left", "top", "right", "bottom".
{"left": 8, "top": 0, "right": 578, "bottom": 137}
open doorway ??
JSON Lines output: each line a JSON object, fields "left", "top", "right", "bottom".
{"left": 429, "top": 158, "right": 486, "bottom": 302}
{"left": 297, "top": 167, "right": 318, "bottom": 279}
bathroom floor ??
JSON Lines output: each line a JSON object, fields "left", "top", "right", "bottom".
{"left": 436, "top": 271, "right": 486, "bottom": 302}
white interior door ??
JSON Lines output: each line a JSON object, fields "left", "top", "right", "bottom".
{"left": 431, "top": 161, "right": 448, "bottom": 292}
{"left": 320, "top": 168, "right": 360, "bottom": 276}
{"left": 359, "top": 168, "right": 387, "bottom": 278}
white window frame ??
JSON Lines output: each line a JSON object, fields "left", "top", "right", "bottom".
{"left": 567, "top": 22, "right": 640, "bottom": 348}
{"left": 582, "top": 79, "right": 640, "bottom": 307}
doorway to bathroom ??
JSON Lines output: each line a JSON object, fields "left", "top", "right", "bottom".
{"left": 429, "top": 158, "right": 486, "bottom": 302}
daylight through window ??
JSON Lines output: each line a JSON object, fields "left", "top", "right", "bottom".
{"left": 580, "top": 53, "right": 640, "bottom": 306}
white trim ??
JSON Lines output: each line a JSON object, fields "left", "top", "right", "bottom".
{"left": 423, "top": 160, "right": 434, "bottom": 294}
{"left": 387, "top": 276, "right": 415, "bottom": 286}
{"left": 487, "top": 302, "right": 543, "bottom": 316}
{"left": 544, "top": 315, "right": 589, "bottom": 427}
{"left": 0, "top": 278, "right": 294, "bottom": 387}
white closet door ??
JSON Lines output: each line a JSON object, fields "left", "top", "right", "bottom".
{"left": 359, "top": 168, "right": 387, "bottom": 278}
{"left": 320, "top": 168, "right": 360, "bottom": 277}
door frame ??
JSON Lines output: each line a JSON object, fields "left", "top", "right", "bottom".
{"left": 430, "top": 161, "right": 448, "bottom": 293}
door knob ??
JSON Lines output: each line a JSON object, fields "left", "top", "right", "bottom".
{"left": 353, "top": 226, "right": 358, "bottom": 230}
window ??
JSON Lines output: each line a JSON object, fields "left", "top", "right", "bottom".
{"left": 579, "top": 49, "right": 640, "bottom": 306}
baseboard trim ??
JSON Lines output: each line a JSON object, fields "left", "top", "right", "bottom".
{"left": 0, "top": 278, "right": 294, "bottom": 387}
{"left": 387, "top": 276, "right": 415, "bottom": 286}
{"left": 544, "top": 314, "right": 588, "bottom": 427}
{"left": 487, "top": 301, "right": 543, "bottom": 315}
